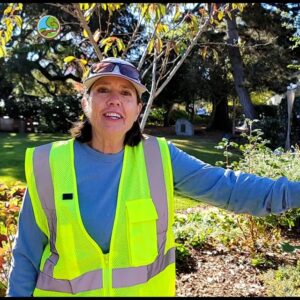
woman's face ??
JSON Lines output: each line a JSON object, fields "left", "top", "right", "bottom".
{"left": 83, "top": 76, "right": 142, "bottom": 139}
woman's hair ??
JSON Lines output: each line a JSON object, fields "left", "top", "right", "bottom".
{"left": 69, "top": 90, "right": 144, "bottom": 147}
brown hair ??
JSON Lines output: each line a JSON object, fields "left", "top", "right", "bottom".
{"left": 69, "top": 91, "right": 144, "bottom": 147}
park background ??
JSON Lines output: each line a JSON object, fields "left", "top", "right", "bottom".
{"left": 0, "top": 3, "right": 300, "bottom": 296}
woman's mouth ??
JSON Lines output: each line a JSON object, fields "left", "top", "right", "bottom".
{"left": 103, "top": 112, "right": 123, "bottom": 120}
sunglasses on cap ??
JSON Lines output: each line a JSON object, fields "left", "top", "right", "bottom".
{"left": 88, "top": 62, "right": 141, "bottom": 81}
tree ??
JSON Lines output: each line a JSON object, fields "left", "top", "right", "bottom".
{"left": 225, "top": 8, "right": 257, "bottom": 119}
{"left": 49, "top": 3, "right": 247, "bottom": 130}
{"left": 0, "top": 3, "right": 89, "bottom": 133}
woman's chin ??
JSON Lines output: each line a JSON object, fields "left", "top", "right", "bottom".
{"left": 99, "top": 125, "right": 127, "bottom": 137}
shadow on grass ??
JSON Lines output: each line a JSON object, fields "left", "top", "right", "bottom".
{"left": 0, "top": 132, "right": 240, "bottom": 184}
{"left": 0, "top": 132, "right": 69, "bottom": 184}
{"left": 167, "top": 135, "right": 232, "bottom": 166}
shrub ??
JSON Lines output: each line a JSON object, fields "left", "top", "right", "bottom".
{"left": 0, "top": 182, "right": 24, "bottom": 296}
{"left": 259, "top": 261, "right": 300, "bottom": 296}
{"left": 173, "top": 208, "right": 280, "bottom": 255}
{"left": 216, "top": 119, "right": 300, "bottom": 233}
{"left": 214, "top": 119, "right": 300, "bottom": 260}
{"left": 168, "top": 109, "right": 190, "bottom": 125}
{"left": 147, "top": 107, "right": 166, "bottom": 127}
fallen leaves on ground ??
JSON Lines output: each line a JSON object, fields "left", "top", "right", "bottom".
{"left": 176, "top": 233, "right": 300, "bottom": 297}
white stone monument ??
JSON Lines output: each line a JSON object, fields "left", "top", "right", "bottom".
{"left": 175, "top": 118, "right": 194, "bottom": 136}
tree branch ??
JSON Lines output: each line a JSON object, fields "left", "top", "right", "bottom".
{"left": 140, "top": 48, "right": 157, "bottom": 130}
{"left": 122, "top": 4, "right": 147, "bottom": 58}
{"left": 154, "top": 4, "right": 214, "bottom": 98}
{"left": 137, "top": 4, "right": 166, "bottom": 71}
{"left": 73, "top": 3, "right": 103, "bottom": 62}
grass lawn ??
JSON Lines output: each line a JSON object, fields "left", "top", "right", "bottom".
{"left": 0, "top": 130, "right": 239, "bottom": 211}
{"left": 0, "top": 132, "right": 69, "bottom": 185}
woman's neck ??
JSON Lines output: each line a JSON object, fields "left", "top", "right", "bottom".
{"left": 88, "top": 132, "right": 124, "bottom": 154}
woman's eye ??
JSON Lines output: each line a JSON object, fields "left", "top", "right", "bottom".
{"left": 122, "top": 90, "right": 132, "bottom": 96}
{"left": 97, "top": 87, "right": 109, "bottom": 93}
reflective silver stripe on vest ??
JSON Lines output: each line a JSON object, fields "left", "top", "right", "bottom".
{"left": 113, "top": 247, "right": 175, "bottom": 288}
{"left": 143, "top": 136, "right": 168, "bottom": 252}
{"left": 36, "top": 269, "right": 103, "bottom": 293}
{"left": 33, "top": 144, "right": 59, "bottom": 275}
{"left": 113, "top": 136, "right": 174, "bottom": 288}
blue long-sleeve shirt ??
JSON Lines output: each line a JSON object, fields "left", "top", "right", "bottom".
{"left": 7, "top": 139, "right": 300, "bottom": 296}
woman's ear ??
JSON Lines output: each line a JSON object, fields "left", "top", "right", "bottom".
{"left": 81, "top": 95, "right": 89, "bottom": 116}
{"left": 136, "top": 103, "right": 143, "bottom": 121}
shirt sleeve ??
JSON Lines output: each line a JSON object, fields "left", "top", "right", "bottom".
{"left": 6, "top": 188, "right": 48, "bottom": 297}
{"left": 168, "top": 141, "right": 300, "bottom": 216}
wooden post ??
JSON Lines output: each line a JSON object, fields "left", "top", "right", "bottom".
{"left": 285, "top": 89, "right": 296, "bottom": 151}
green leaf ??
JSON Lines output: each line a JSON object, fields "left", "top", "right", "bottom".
{"left": 104, "top": 43, "right": 111, "bottom": 54}
{"left": 82, "top": 29, "right": 89, "bottom": 38}
{"left": 16, "top": 3, "right": 23, "bottom": 10}
{"left": 217, "top": 11, "right": 224, "bottom": 21}
{"left": 14, "top": 15, "right": 22, "bottom": 29}
{"left": 141, "top": 4, "right": 148, "bottom": 17}
{"left": 100, "top": 37, "right": 113, "bottom": 47}
{"left": 79, "top": 59, "right": 88, "bottom": 65}
{"left": 148, "top": 38, "right": 155, "bottom": 54}
{"left": 93, "top": 29, "right": 101, "bottom": 42}
{"left": 281, "top": 242, "right": 300, "bottom": 253}
{"left": 212, "top": 48, "right": 219, "bottom": 63}
{"left": 173, "top": 5, "right": 181, "bottom": 22}
{"left": 64, "top": 56, "right": 76, "bottom": 63}
{"left": 190, "top": 14, "right": 198, "bottom": 28}
{"left": 157, "top": 23, "right": 168, "bottom": 34}
{"left": 201, "top": 46, "right": 207, "bottom": 60}
{"left": 158, "top": 4, "right": 166, "bottom": 16}
{"left": 1, "top": 36, "right": 6, "bottom": 48}
{"left": 112, "top": 46, "right": 117, "bottom": 57}
{"left": 85, "top": 14, "right": 91, "bottom": 22}
{"left": 4, "top": 5, "right": 13, "bottom": 15}
{"left": 0, "top": 45, "right": 5, "bottom": 58}
{"left": 5, "top": 19, "right": 14, "bottom": 33}
{"left": 155, "top": 38, "right": 163, "bottom": 54}
{"left": 79, "top": 3, "right": 90, "bottom": 10}
{"left": 237, "top": 3, "right": 246, "bottom": 12}
{"left": 82, "top": 69, "right": 90, "bottom": 81}
{"left": 116, "top": 38, "right": 125, "bottom": 52}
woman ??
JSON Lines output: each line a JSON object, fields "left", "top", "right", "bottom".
{"left": 7, "top": 57, "right": 300, "bottom": 297}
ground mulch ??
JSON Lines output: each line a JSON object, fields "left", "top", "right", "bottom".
{"left": 175, "top": 225, "right": 300, "bottom": 297}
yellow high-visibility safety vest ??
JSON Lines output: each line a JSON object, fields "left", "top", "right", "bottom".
{"left": 25, "top": 136, "right": 176, "bottom": 296}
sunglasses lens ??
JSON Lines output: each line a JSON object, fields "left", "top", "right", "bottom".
{"left": 88, "top": 62, "right": 140, "bottom": 81}
{"left": 119, "top": 64, "right": 140, "bottom": 81}
{"left": 91, "top": 62, "right": 115, "bottom": 74}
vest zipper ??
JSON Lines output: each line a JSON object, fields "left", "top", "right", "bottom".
{"left": 103, "top": 253, "right": 111, "bottom": 296}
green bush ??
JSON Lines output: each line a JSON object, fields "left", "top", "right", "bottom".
{"left": 173, "top": 207, "right": 281, "bottom": 256}
{"left": 168, "top": 109, "right": 190, "bottom": 125}
{"left": 147, "top": 107, "right": 166, "bottom": 126}
{"left": 0, "top": 182, "right": 24, "bottom": 296}
{"left": 216, "top": 119, "right": 300, "bottom": 234}
{"left": 259, "top": 261, "right": 300, "bottom": 296}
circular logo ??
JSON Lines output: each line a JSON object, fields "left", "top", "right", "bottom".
{"left": 37, "top": 15, "right": 61, "bottom": 39}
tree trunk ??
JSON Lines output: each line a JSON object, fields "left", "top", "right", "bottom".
{"left": 226, "top": 14, "right": 257, "bottom": 119}
{"left": 208, "top": 96, "right": 231, "bottom": 131}
{"left": 163, "top": 102, "right": 174, "bottom": 127}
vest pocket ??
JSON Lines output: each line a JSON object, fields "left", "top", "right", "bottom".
{"left": 126, "top": 198, "right": 158, "bottom": 266}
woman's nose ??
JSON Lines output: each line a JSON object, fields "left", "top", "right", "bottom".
{"left": 107, "top": 92, "right": 121, "bottom": 106}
